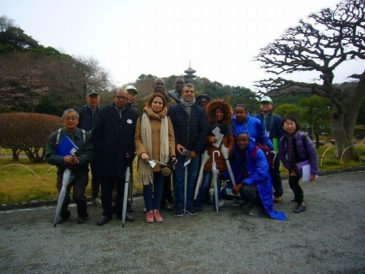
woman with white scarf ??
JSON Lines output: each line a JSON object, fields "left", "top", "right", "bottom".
{"left": 135, "top": 93, "right": 176, "bottom": 223}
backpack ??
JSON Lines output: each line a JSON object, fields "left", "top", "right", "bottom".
{"left": 55, "top": 128, "right": 87, "bottom": 145}
{"left": 250, "top": 144, "right": 275, "bottom": 173}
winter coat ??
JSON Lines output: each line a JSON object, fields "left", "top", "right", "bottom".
{"left": 230, "top": 140, "right": 287, "bottom": 221}
{"left": 202, "top": 100, "right": 234, "bottom": 173}
{"left": 168, "top": 103, "right": 208, "bottom": 154}
{"left": 134, "top": 106, "right": 175, "bottom": 172}
{"left": 279, "top": 131, "right": 319, "bottom": 176}
{"left": 78, "top": 105, "right": 100, "bottom": 132}
{"left": 46, "top": 128, "right": 94, "bottom": 174}
{"left": 255, "top": 112, "right": 283, "bottom": 140}
{"left": 91, "top": 103, "right": 139, "bottom": 178}
{"left": 232, "top": 113, "right": 273, "bottom": 150}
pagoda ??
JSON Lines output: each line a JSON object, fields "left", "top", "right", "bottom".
{"left": 184, "top": 62, "right": 196, "bottom": 83}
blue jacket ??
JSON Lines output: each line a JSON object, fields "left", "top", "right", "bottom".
{"left": 230, "top": 140, "right": 287, "bottom": 221}
{"left": 232, "top": 113, "right": 273, "bottom": 150}
{"left": 168, "top": 103, "right": 208, "bottom": 154}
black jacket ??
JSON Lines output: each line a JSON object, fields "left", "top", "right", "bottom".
{"left": 91, "top": 104, "right": 139, "bottom": 178}
{"left": 168, "top": 103, "right": 208, "bottom": 154}
{"left": 78, "top": 105, "right": 100, "bottom": 132}
{"left": 256, "top": 112, "right": 283, "bottom": 140}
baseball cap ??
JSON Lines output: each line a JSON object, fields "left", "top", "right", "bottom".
{"left": 125, "top": 85, "right": 138, "bottom": 95}
{"left": 87, "top": 91, "right": 99, "bottom": 97}
{"left": 259, "top": 96, "right": 273, "bottom": 104}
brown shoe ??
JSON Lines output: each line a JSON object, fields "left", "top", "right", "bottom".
{"left": 293, "top": 202, "right": 306, "bottom": 213}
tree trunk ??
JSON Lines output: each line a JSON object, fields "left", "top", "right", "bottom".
{"left": 330, "top": 111, "right": 357, "bottom": 161}
{"left": 12, "top": 148, "right": 20, "bottom": 161}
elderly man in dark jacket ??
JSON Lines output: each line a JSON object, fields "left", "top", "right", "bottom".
{"left": 78, "top": 90, "right": 102, "bottom": 205}
{"left": 92, "top": 89, "right": 139, "bottom": 226}
{"left": 46, "top": 108, "right": 94, "bottom": 224}
{"left": 168, "top": 83, "right": 208, "bottom": 216}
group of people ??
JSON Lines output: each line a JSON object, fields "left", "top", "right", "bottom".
{"left": 46, "top": 77, "right": 318, "bottom": 225}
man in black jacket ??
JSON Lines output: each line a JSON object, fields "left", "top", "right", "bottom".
{"left": 78, "top": 91, "right": 101, "bottom": 205}
{"left": 168, "top": 83, "right": 208, "bottom": 216}
{"left": 92, "top": 89, "right": 139, "bottom": 226}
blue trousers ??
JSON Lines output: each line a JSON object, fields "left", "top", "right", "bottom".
{"left": 173, "top": 155, "right": 200, "bottom": 210}
{"left": 143, "top": 172, "right": 164, "bottom": 211}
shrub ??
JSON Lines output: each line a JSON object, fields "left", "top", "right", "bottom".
{"left": 0, "top": 112, "right": 62, "bottom": 162}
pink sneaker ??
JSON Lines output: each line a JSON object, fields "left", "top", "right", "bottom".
{"left": 153, "top": 210, "right": 163, "bottom": 223}
{"left": 146, "top": 211, "right": 154, "bottom": 223}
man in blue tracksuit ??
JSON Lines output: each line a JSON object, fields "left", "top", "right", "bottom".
{"left": 231, "top": 132, "right": 286, "bottom": 221}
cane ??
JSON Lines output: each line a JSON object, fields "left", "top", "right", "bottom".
{"left": 193, "top": 150, "right": 210, "bottom": 200}
{"left": 212, "top": 150, "right": 221, "bottom": 213}
{"left": 183, "top": 150, "right": 191, "bottom": 214}
{"left": 122, "top": 166, "right": 131, "bottom": 227}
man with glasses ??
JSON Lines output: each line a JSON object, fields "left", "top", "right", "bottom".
{"left": 46, "top": 109, "right": 94, "bottom": 224}
{"left": 92, "top": 89, "right": 139, "bottom": 226}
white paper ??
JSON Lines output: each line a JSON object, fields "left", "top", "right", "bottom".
{"left": 211, "top": 127, "right": 224, "bottom": 148}
{"left": 302, "top": 164, "right": 311, "bottom": 182}
{"left": 148, "top": 160, "right": 156, "bottom": 169}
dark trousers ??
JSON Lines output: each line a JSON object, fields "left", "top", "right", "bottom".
{"left": 57, "top": 171, "right": 88, "bottom": 218}
{"left": 161, "top": 174, "right": 174, "bottom": 205}
{"left": 90, "top": 157, "right": 102, "bottom": 199}
{"left": 289, "top": 175, "right": 304, "bottom": 203}
{"left": 144, "top": 172, "right": 164, "bottom": 211}
{"left": 101, "top": 176, "right": 125, "bottom": 219}
{"left": 272, "top": 156, "right": 283, "bottom": 197}
{"left": 240, "top": 185, "right": 262, "bottom": 207}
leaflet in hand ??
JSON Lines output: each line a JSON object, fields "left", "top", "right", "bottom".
{"left": 57, "top": 135, "right": 79, "bottom": 156}
{"left": 211, "top": 126, "right": 224, "bottom": 148}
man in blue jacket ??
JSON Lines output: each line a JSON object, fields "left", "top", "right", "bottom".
{"left": 168, "top": 83, "right": 208, "bottom": 216}
{"left": 231, "top": 132, "right": 286, "bottom": 221}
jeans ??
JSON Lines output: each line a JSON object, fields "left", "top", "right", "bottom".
{"left": 173, "top": 154, "right": 200, "bottom": 210}
{"left": 143, "top": 172, "right": 164, "bottom": 211}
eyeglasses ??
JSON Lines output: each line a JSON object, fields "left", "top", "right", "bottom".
{"left": 116, "top": 96, "right": 128, "bottom": 100}
{"left": 64, "top": 116, "right": 78, "bottom": 121}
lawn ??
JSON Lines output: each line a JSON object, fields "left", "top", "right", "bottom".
{"left": 0, "top": 143, "right": 364, "bottom": 205}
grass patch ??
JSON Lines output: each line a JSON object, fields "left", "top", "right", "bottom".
{"left": 0, "top": 155, "right": 142, "bottom": 205}
{"left": 0, "top": 144, "right": 364, "bottom": 205}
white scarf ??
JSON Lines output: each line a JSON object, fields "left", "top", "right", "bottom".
{"left": 138, "top": 108, "right": 169, "bottom": 185}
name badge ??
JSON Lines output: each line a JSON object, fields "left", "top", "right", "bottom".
{"left": 127, "top": 119, "right": 133, "bottom": 124}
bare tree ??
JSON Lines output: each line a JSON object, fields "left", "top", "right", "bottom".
{"left": 255, "top": 0, "right": 364, "bottom": 160}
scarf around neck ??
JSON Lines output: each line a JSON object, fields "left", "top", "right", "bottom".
{"left": 138, "top": 107, "right": 170, "bottom": 185}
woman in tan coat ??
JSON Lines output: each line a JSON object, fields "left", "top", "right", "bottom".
{"left": 135, "top": 93, "right": 176, "bottom": 223}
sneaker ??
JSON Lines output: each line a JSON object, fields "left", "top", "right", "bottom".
{"left": 293, "top": 202, "right": 306, "bottom": 213}
{"left": 153, "top": 210, "right": 163, "bottom": 223}
{"left": 174, "top": 209, "right": 184, "bottom": 217}
{"left": 185, "top": 207, "right": 198, "bottom": 216}
{"left": 248, "top": 204, "right": 263, "bottom": 216}
{"left": 273, "top": 196, "right": 283, "bottom": 203}
{"left": 146, "top": 211, "right": 154, "bottom": 223}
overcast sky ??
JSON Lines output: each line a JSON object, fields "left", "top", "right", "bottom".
{"left": 2, "top": 0, "right": 364, "bottom": 90}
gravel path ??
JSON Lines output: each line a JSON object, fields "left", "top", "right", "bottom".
{"left": 1, "top": 172, "right": 365, "bottom": 274}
